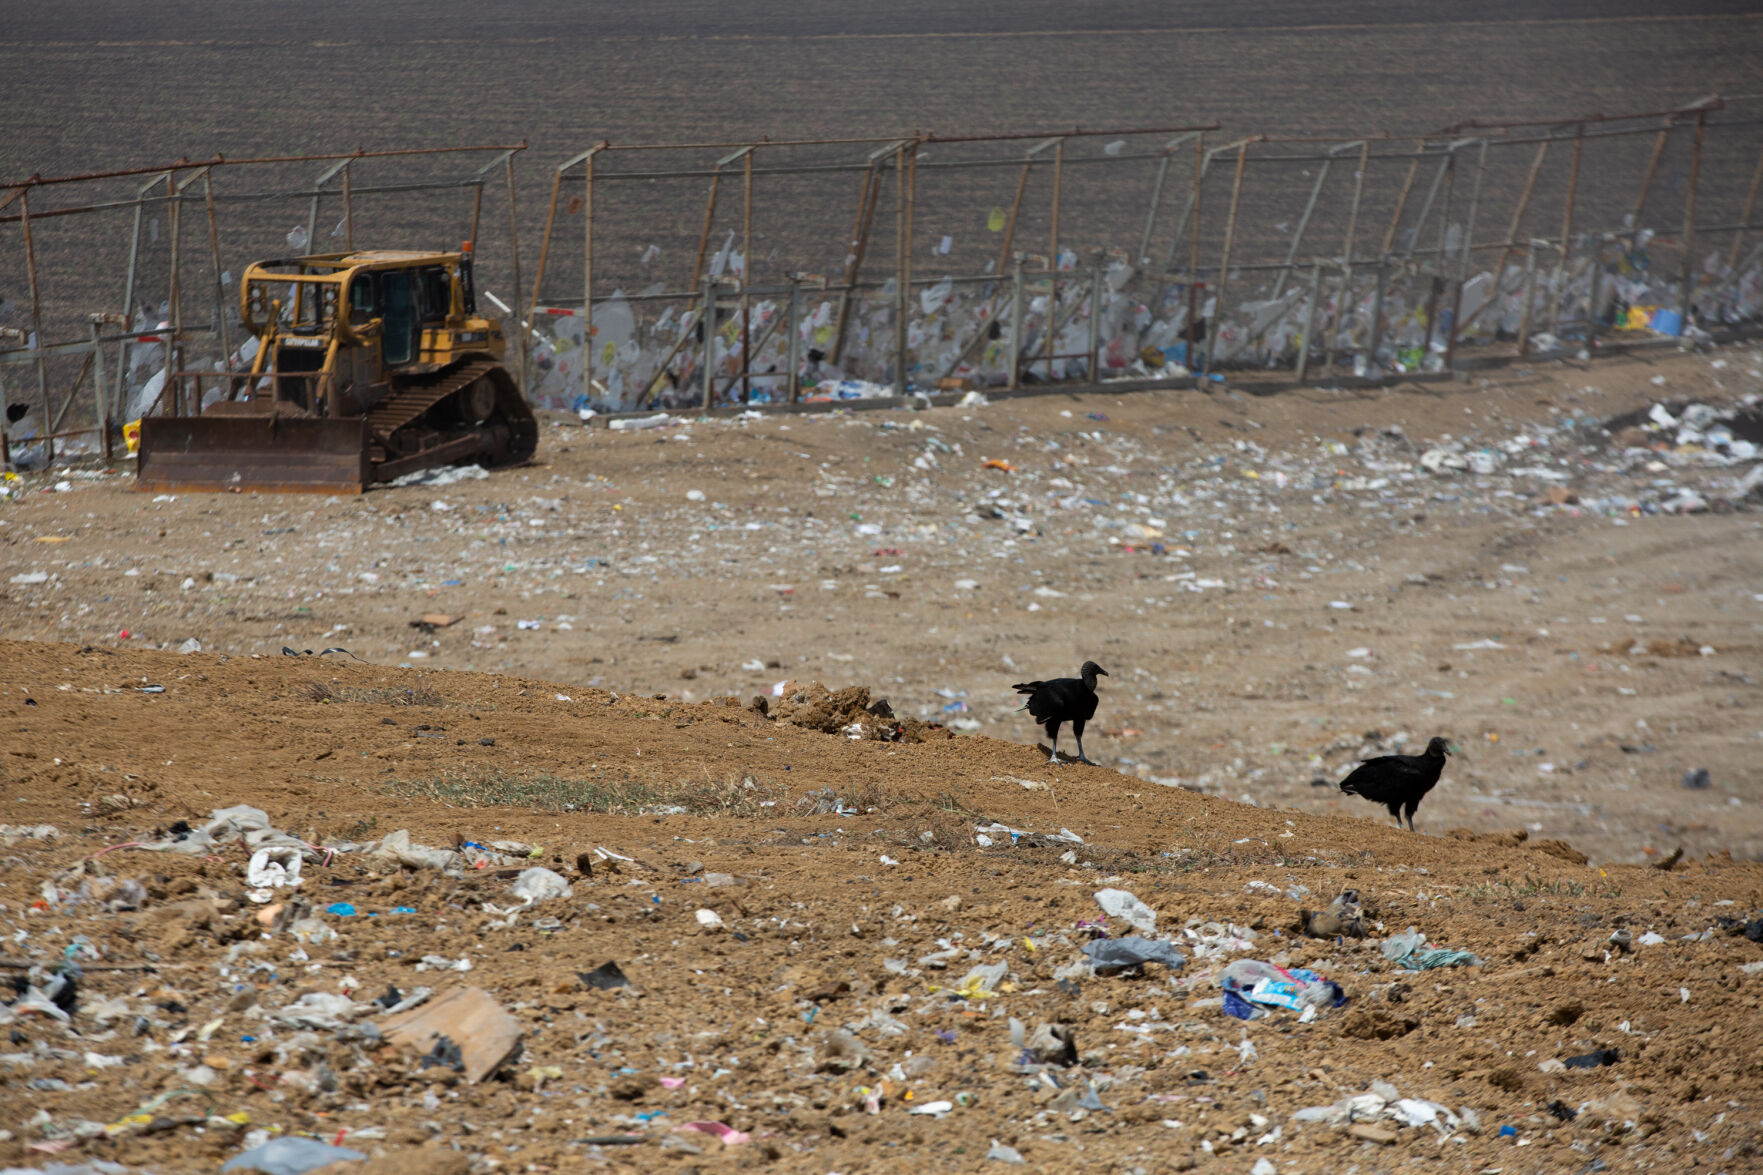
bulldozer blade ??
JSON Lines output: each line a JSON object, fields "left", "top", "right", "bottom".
{"left": 136, "top": 416, "right": 372, "bottom": 494}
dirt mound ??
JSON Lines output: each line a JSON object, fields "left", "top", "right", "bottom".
{"left": 766, "top": 680, "right": 956, "bottom": 744}
{"left": 1446, "top": 827, "right": 1590, "bottom": 865}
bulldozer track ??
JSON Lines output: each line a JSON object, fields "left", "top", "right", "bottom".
{"left": 364, "top": 358, "right": 499, "bottom": 441}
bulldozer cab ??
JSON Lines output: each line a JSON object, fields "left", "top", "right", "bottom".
{"left": 136, "top": 248, "right": 534, "bottom": 493}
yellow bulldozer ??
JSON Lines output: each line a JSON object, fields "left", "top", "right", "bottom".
{"left": 135, "top": 246, "right": 537, "bottom": 493}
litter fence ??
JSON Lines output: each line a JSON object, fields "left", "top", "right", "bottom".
{"left": 5, "top": 96, "right": 1763, "bottom": 467}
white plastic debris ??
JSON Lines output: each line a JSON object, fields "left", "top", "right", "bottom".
{"left": 1093, "top": 887, "right": 1158, "bottom": 934}
{"left": 1392, "top": 1098, "right": 1440, "bottom": 1127}
{"left": 246, "top": 846, "right": 303, "bottom": 889}
{"left": 272, "top": 991, "right": 363, "bottom": 1030}
{"left": 371, "top": 829, "right": 463, "bottom": 875}
{"left": 222, "top": 1135, "right": 366, "bottom": 1174}
{"left": 288, "top": 917, "right": 336, "bottom": 945}
{"left": 510, "top": 867, "right": 573, "bottom": 905}
{"left": 955, "top": 960, "right": 1009, "bottom": 995}
{"left": 609, "top": 412, "right": 677, "bottom": 431}
{"left": 390, "top": 463, "right": 489, "bottom": 487}
{"left": 695, "top": 908, "right": 725, "bottom": 930}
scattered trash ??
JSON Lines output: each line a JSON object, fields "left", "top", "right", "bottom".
{"left": 580, "top": 961, "right": 631, "bottom": 989}
{"left": 986, "top": 1139, "right": 1027, "bottom": 1163}
{"left": 678, "top": 1121, "right": 750, "bottom": 1145}
{"left": 1220, "top": 960, "right": 1346, "bottom": 1020}
{"left": 1081, "top": 936, "right": 1186, "bottom": 972}
{"left": 390, "top": 463, "right": 490, "bottom": 487}
{"left": 1563, "top": 1048, "right": 1620, "bottom": 1070}
{"left": 1300, "top": 889, "right": 1366, "bottom": 938}
{"left": 1014, "top": 1020, "right": 1078, "bottom": 1067}
{"left": 1382, "top": 927, "right": 1483, "bottom": 969}
{"left": 815, "top": 1028, "right": 870, "bottom": 1073}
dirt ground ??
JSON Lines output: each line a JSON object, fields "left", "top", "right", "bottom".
{"left": 1, "top": 344, "right": 1762, "bottom": 1173}
{"left": 4, "top": 343, "right": 1762, "bottom": 864}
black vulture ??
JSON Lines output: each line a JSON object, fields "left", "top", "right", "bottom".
{"left": 1012, "top": 660, "right": 1108, "bottom": 765}
{"left": 1337, "top": 736, "right": 1451, "bottom": 830}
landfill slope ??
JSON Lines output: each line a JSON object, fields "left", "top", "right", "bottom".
{"left": 4, "top": 347, "right": 1761, "bottom": 865}
{"left": 1, "top": 635, "right": 1763, "bottom": 1172}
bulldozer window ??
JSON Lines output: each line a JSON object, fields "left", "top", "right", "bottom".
{"left": 417, "top": 266, "right": 451, "bottom": 323}
{"left": 381, "top": 271, "right": 418, "bottom": 366}
{"left": 289, "top": 282, "right": 323, "bottom": 333}
{"left": 347, "top": 275, "right": 376, "bottom": 324}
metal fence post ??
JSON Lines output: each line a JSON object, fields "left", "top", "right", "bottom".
{"left": 1325, "top": 140, "right": 1370, "bottom": 370}
{"left": 202, "top": 171, "right": 232, "bottom": 372}
{"left": 305, "top": 158, "right": 349, "bottom": 263}
{"left": 342, "top": 162, "right": 354, "bottom": 251}
{"left": 88, "top": 317, "right": 110, "bottom": 461}
{"left": 1725, "top": 142, "right": 1763, "bottom": 276}
{"left": 1458, "top": 139, "right": 1546, "bottom": 338}
{"left": 1381, "top": 142, "right": 1424, "bottom": 256}
{"left": 18, "top": 188, "right": 52, "bottom": 462}
{"left": 1201, "top": 141, "right": 1249, "bottom": 381}
{"left": 1586, "top": 234, "right": 1605, "bottom": 350}
{"left": 1543, "top": 125, "right": 1584, "bottom": 344}
{"left": 165, "top": 173, "right": 183, "bottom": 419}
{"left": 701, "top": 274, "right": 716, "bottom": 410}
{"left": 1086, "top": 250, "right": 1104, "bottom": 382}
{"left": 1402, "top": 148, "right": 1451, "bottom": 261}
{"left": 1677, "top": 109, "right": 1706, "bottom": 331}
{"left": 786, "top": 275, "right": 802, "bottom": 404}
{"left": 1446, "top": 139, "right": 1487, "bottom": 367}
{"left": 1044, "top": 138, "right": 1063, "bottom": 379}
{"left": 739, "top": 148, "right": 755, "bottom": 402}
{"left": 1295, "top": 262, "right": 1322, "bottom": 381}
{"left": 894, "top": 145, "right": 909, "bottom": 394}
{"left": 901, "top": 140, "right": 918, "bottom": 394}
{"left": 115, "top": 172, "right": 164, "bottom": 423}
{"left": 503, "top": 152, "right": 525, "bottom": 394}
{"left": 1138, "top": 151, "right": 1173, "bottom": 268}
{"left": 1185, "top": 132, "right": 1205, "bottom": 366}
{"left": 583, "top": 146, "right": 597, "bottom": 407}
{"left": 1516, "top": 240, "right": 1541, "bottom": 357}
{"left": 1368, "top": 257, "right": 1389, "bottom": 373}
{"left": 1274, "top": 144, "right": 1351, "bottom": 299}
{"left": 1008, "top": 252, "right": 1025, "bottom": 390}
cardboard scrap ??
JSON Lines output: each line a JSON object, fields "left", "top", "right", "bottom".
{"left": 380, "top": 986, "right": 523, "bottom": 1083}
